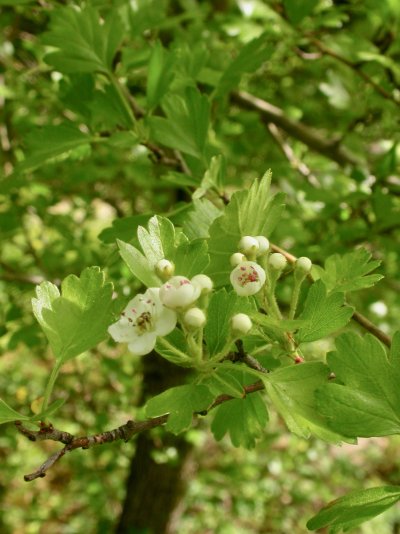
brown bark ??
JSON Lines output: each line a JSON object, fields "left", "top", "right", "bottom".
{"left": 115, "top": 352, "right": 192, "bottom": 534}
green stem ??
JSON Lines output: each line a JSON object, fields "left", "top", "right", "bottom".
{"left": 107, "top": 72, "right": 136, "bottom": 129}
{"left": 41, "top": 360, "right": 63, "bottom": 414}
{"left": 289, "top": 280, "right": 301, "bottom": 320}
{"left": 158, "top": 337, "right": 192, "bottom": 363}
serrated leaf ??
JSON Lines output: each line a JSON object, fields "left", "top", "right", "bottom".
{"left": 43, "top": 6, "right": 124, "bottom": 74}
{"left": 173, "top": 240, "right": 209, "bottom": 277}
{"left": 317, "top": 249, "right": 383, "bottom": 294}
{"left": 145, "top": 384, "right": 214, "bottom": 434}
{"left": 147, "top": 87, "right": 210, "bottom": 159}
{"left": 0, "top": 399, "right": 28, "bottom": 425}
{"left": 182, "top": 198, "right": 222, "bottom": 240}
{"left": 250, "top": 311, "right": 309, "bottom": 342}
{"left": 211, "top": 392, "right": 268, "bottom": 448}
{"left": 295, "top": 281, "right": 353, "bottom": 344}
{"left": 32, "top": 267, "right": 114, "bottom": 362}
{"left": 307, "top": 486, "right": 400, "bottom": 533}
{"left": 146, "top": 41, "right": 175, "bottom": 109}
{"left": 204, "top": 364, "right": 245, "bottom": 398}
{"left": 264, "top": 362, "right": 347, "bottom": 442}
{"left": 193, "top": 155, "right": 226, "bottom": 200}
{"left": 15, "top": 124, "right": 91, "bottom": 174}
{"left": 117, "top": 239, "right": 161, "bottom": 287}
{"left": 216, "top": 33, "right": 272, "bottom": 96}
{"left": 137, "top": 215, "right": 176, "bottom": 267}
{"left": 205, "top": 289, "right": 255, "bottom": 357}
{"left": 206, "top": 172, "right": 285, "bottom": 286}
{"left": 316, "top": 332, "right": 400, "bottom": 437}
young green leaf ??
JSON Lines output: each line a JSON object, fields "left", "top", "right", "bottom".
{"left": 0, "top": 399, "right": 29, "bottom": 425}
{"left": 316, "top": 332, "right": 400, "bottom": 437}
{"left": 182, "top": 198, "right": 222, "bottom": 240}
{"left": 264, "top": 362, "right": 347, "bottom": 442}
{"left": 204, "top": 364, "right": 245, "bottom": 398}
{"left": 211, "top": 392, "right": 268, "bottom": 448}
{"left": 32, "top": 267, "right": 114, "bottom": 362}
{"left": 206, "top": 172, "right": 285, "bottom": 286}
{"left": 117, "top": 240, "right": 161, "bottom": 288}
{"left": 204, "top": 289, "right": 255, "bottom": 357}
{"left": 173, "top": 240, "right": 210, "bottom": 277}
{"left": 145, "top": 384, "right": 214, "bottom": 434}
{"left": 137, "top": 215, "right": 176, "bottom": 267}
{"left": 43, "top": 6, "right": 124, "bottom": 74}
{"left": 146, "top": 41, "right": 175, "bottom": 109}
{"left": 307, "top": 486, "right": 400, "bottom": 533}
{"left": 314, "top": 248, "right": 383, "bottom": 294}
{"left": 295, "top": 281, "right": 353, "bottom": 344}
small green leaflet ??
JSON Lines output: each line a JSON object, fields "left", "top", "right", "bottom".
{"left": 204, "top": 289, "right": 255, "bottom": 357}
{"left": 283, "top": 0, "right": 318, "bottom": 25}
{"left": 182, "top": 198, "right": 222, "bottom": 240}
{"left": 250, "top": 311, "right": 308, "bottom": 343}
{"left": 117, "top": 240, "right": 161, "bottom": 288}
{"left": 155, "top": 329, "right": 191, "bottom": 367}
{"left": 216, "top": 33, "right": 272, "bottom": 97}
{"left": 147, "top": 87, "right": 210, "bottom": 159}
{"left": 307, "top": 486, "right": 400, "bottom": 533}
{"left": 0, "top": 399, "right": 29, "bottom": 425}
{"left": 206, "top": 172, "right": 285, "bottom": 286}
{"left": 146, "top": 41, "right": 175, "bottom": 109}
{"left": 43, "top": 6, "right": 124, "bottom": 74}
{"left": 295, "top": 281, "right": 353, "bottom": 344}
{"left": 211, "top": 392, "right": 268, "bottom": 449}
{"left": 137, "top": 216, "right": 176, "bottom": 267}
{"left": 203, "top": 364, "right": 245, "bottom": 398}
{"left": 264, "top": 362, "right": 347, "bottom": 442}
{"left": 316, "top": 332, "right": 400, "bottom": 437}
{"left": 145, "top": 384, "right": 214, "bottom": 435}
{"left": 314, "top": 248, "right": 383, "bottom": 294}
{"left": 32, "top": 267, "right": 114, "bottom": 363}
{"left": 192, "top": 155, "right": 226, "bottom": 200}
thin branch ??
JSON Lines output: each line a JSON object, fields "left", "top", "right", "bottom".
{"left": 231, "top": 91, "right": 362, "bottom": 167}
{"left": 270, "top": 244, "right": 392, "bottom": 347}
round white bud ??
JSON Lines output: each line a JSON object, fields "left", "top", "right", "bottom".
{"left": 269, "top": 253, "right": 287, "bottom": 271}
{"left": 255, "top": 236, "right": 270, "bottom": 255}
{"left": 191, "top": 274, "right": 213, "bottom": 294}
{"left": 156, "top": 259, "right": 175, "bottom": 279}
{"left": 183, "top": 307, "right": 206, "bottom": 329}
{"left": 230, "top": 252, "right": 246, "bottom": 267}
{"left": 159, "top": 276, "right": 201, "bottom": 309}
{"left": 238, "top": 236, "right": 259, "bottom": 255}
{"left": 231, "top": 313, "right": 252, "bottom": 335}
{"left": 296, "top": 256, "right": 312, "bottom": 273}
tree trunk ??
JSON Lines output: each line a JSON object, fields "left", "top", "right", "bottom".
{"left": 115, "top": 353, "right": 192, "bottom": 534}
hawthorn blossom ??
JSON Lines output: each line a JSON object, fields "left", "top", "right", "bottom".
{"left": 159, "top": 276, "right": 201, "bottom": 309}
{"left": 230, "top": 261, "right": 266, "bottom": 296}
{"left": 108, "top": 288, "right": 176, "bottom": 356}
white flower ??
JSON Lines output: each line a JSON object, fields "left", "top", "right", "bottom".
{"left": 230, "top": 252, "right": 246, "bottom": 267}
{"left": 108, "top": 288, "right": 177, "bottom": 356}
{"left": 238, "top": 235, "right": 259, "bottom": 255}
{"left": 295, "top": 256, "right": 312, "bottom": 273}
{"left": 191, "top": 274, "right": 213, "bottom": 294}
{"left": 255, "top": 236, "right": 270, "bottom": 255}
{"left": 230, "top": 261, "right": 266, "bottom": 296}
{"left": 183, "top": 307, "right": 206, "bottom": 328}
{"left": 231, "top": 313, "right": 252, "bottom": 335}
{"left": 159, "top": 276, "right": 201, "bottom": 309}
{"left": 269, "top": 253, "right": 287, "bottom": 270}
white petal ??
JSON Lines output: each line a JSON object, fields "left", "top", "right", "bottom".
{"left": 155, "top": 307, "right": 177, "bottom": 336}
{"left": 108, "top": 320, "right": 136, "bottom": 343}
{"left": 127, "top": 332, "right": 157, "bottom": 356}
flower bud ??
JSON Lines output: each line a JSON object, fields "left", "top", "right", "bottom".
{"left": 295, "top": 256, "right": 312, "bottom": 273}
{"left": 230, "top": 252, "right": 246, "bottom": 267}
{"left": 156, "top": 259, "right": 175, "bottom": 279}
{"left": 231, "top": 313, "right": 252, "bottom": 335}
{"left": 230, "top": 261, "right": 266, "bottom": 296}
{"left": 238, "top": 236, "right": 259, "bottom": 256}
{"left": 160, "top": 276, "right": 201, "bottom": 309}
{"left": 191, "top": 274, "right": 213, "bottom": 294}
{"left": 268, "top": 253, "right": 287, "bottom": 271}
{"left": 183, "top": 307, "right": 206, "bottom": 329}
{"left": 255, "top": 236, "right": 270, "bottom": 255}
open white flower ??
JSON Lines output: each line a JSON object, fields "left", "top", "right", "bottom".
{"left": 230, "top": 261, "right": 266, "bottom": 296}
{"left": 159, "top": 276, "right": 201, "bottom": 309}
{"left": 108, "top": 288, "right": 177, "bottom": 356}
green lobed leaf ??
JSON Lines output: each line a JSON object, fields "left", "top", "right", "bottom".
{"left": 117, "top": 239, "right": 161, "bottom": 288}
{"left": 146, "top": 41, "right": 175, "bottom": 109}
{"left": 283, "top": 0, "right": 319, "bottom": 25}
{"left": 32, "top": 267, "right": 114, "bottom": 362}
{"left": 182, "top": 198, "right": 222, "bottom": 240}
{"left": 43, "top": 6, "right": 124, "bottom": 74}
{"left": 307, "top": 486, "right": 400, "bottom": 533}
{"left": 211, "top": 390, "right": 268, "bottom": 449}
{"left": 204, "top": 289, "right": 255, "bottom": 357}
{"left": 315, "top": 248, "right": 383, "bottom": 294}
{"left": 173, "top": 240, "right": 210, "bottom": 277}
{"left": 295, "top": 281, "right": 354, "bottom": 344}
{"left": 206, "top": 171, "right": 285, "bottom": 286}
{"left": 204, "top": 364, "right": 245, "bottom": 398}
{"left": 0, "top": 399, "right": 29, "bottom": 425}
{"left": 145, "top": 384, "right": 214, "bottom": 434}
{"left": 137, "top": 215, "right": 176, "bottom": 267}
{"left": 316, "top": 332, "right": 400, "bottom": 437}
{"left": 264, "top": 362, "right": 347, "bottom": 442}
